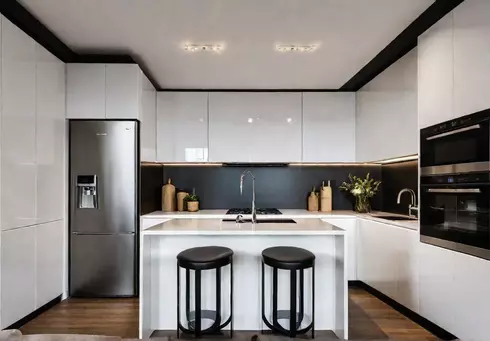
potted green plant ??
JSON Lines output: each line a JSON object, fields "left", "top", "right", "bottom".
{"left": 184, "top": 194, "right": 200, "bottom": 212}
{"left": 339, "top": 173, "right": 381, "bottom": 213}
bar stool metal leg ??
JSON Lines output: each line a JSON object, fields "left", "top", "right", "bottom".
{"left": 290, "top": 269, "right": 297, "bottom": 338}
{"left": 272, "top": 267, "right": 279, "bottom": 329}
{"left": 177, "top": 264, "right": 180, "bottom": 339}
{"left": 261, "top": 262, "right": 265, "bottom": 335}
{"left": 299, "top": 269, "right": 304, "bottom": 327}
{"left": 230, "top": 262, "right": 234, "bottom": 339}
{"left": 312, "top": 263, "right": 315, "bottom": 339}
{"left": 195, "top": 269, "right": 202, "bottom": 338}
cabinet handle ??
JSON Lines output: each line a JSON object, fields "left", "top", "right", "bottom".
{"left": 427, "top": 188, "right": 481, "bottom": 193}
{"left": 426, "top": 124, "right": 480, "bottom": 140}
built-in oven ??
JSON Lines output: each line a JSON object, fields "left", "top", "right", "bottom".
{"left": 420, "top": 172, "right": 490, "bottom": 259}
{"left": 420, "top": 109, "right": 490, "bottom": 259}
{"left": 420, "top": 109, "right": 490, "bottom": 176}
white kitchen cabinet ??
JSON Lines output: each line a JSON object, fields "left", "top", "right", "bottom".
{"left": 322, "top": 218, "right": 357, "bottom": 280}
{"left": 418, "top": 14, "right": 454, "bottom": 129}
{"left": 303, "top": 93, "right": 355, "bottom": 162}
{"left": 1, "top": 226, "right": 36, "bottom": 328}
{"left": 208, "top": 92, "right": 302, "bottom": 162}
{"left": 1, "top": 17, "right": 37, "bottom": 230}
{"left": 66, "top": 64, "right": 106, "bottom": 119}
{"left": 418, "top": 243, "right": 458, "bottom": 334}
{"left": 356, "top": 49, "right": 418, "bottom": 162}
{"left": 157, "top": 92, "right": 209, "bottom": 162}
{"left": 141, "top": 76, "right": 157, "bottom": 162}
{"left": 35, "top": 220, "right": 64, "bottom": 308}
{"left": 106, "top": 64, "right": 141, "bottom": 119}
{"left": 453, "top": 0, "right": 490, "bottom": 118}
{"left": 35, "top": 44, "right": 66, "bottom": 224}
{"left": 357, "top": 219, "right": 419, "bottom": 312}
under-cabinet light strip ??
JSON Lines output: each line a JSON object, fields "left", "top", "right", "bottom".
{"left": 374, "top": 155, "right": 418, "bottom": 164}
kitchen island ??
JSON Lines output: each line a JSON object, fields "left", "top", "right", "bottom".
{"left": 139, "top": 218, "right": 347, "bottom": 339}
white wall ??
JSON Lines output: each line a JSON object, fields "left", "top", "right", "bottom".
{"left": 356, "top": 48, "right": 418, "bottom": 162}
{"left": 0, "top": 15, "right": 66, "bottom": 328}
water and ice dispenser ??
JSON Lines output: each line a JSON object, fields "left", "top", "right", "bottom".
{"left": 77, "top": 175, "right": 98, "bottom": 209}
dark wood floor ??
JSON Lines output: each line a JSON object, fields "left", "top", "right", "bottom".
{"left": 20, "top": 288, "right": 438, "bottom": 340}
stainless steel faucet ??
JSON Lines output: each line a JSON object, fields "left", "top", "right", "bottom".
{"left": 240, "top": 170, "right": 257, "bottom": 224}
{"left": 397, "top": 188, "right": 418, "bottom": 218}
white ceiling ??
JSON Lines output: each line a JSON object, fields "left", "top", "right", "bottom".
{"left": 19, "top": 0, "right": 434, "bottom": 89}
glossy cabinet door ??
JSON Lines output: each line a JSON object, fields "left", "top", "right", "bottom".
{"left": 35, "top": 44, "right": 66, "bottom": 224}
{"left": 208, "top": 92, "right": 302, "bottom": 162}
{"left": 322, "top": 218, "right": 357, "bottom": 280}
{"left": 303, "top": 93, "right": 355, "bottom": 162}
{"left": 1, "top": 226, "right": 36, "bottom": 328}
{"left": 357, "top": 219, "right": 419, "bottom": 312}
{"left": 35, "top": 221, "right": 64, "bottom": 308}
{"left": 106, "top": 64, "right": 141, "bottom": 119}
{"left": 66, "top": 64, "right": 106, "bottom": 119}
{"left": 157, "top": 92, "right": 208, "bottom": 162}
{"left": 453, "top": 0, "right": 490, "bottom": 118}
{"left": 356, "top": 49, "right": 418, "bottom": 162}
{"left": 1, "top": 17, "right": 37, "bottom": 230}
{"left": 141, "top": 76, "right": 157, "bottom": 162}
{"left": 418, "top": 13, "right": 454, "bottom": 129}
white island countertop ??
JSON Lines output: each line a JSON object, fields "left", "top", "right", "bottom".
{"left": 142, "top": 218, "right": 345, "bottom": 236}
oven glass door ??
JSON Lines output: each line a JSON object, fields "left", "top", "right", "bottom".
{"left": 420, "top": 121, "right": 489, "bottom": 168}
{"left": 420, "top": 185, "right": 490, "bottom": 250}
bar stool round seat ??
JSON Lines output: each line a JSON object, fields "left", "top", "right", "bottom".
{"left": 262, "top": 246, "right": 315, "bottom": 269}
{"left": 177, "top": 246, "right": 233, "bottom": 339}
{"left": 262, "top": 246, "right": 315, "bottom": 338}
{"left": 177, "top": 246, "right": 233, "bottom": 270}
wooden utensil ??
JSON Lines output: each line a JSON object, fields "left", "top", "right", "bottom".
{"left": 162, "top": 178, "right": 176, "bottom": 212}
{"left": 177, "top": 191, "right": 188, "bottom": 212}
{"left": 320, "top": 180, "right": 333, "bottom": 212}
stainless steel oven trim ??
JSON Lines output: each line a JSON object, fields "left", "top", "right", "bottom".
{"left": 425, "top": 124, "right": 481, "bottom": 140}
{"left": 421, "top": 161, "right": 490, "bottom": 176}
{"left": 426, "top": 188, "right": 482, "bottom": 193}
{"left": 421, "top": 235, "right": 490, "bottom": 261}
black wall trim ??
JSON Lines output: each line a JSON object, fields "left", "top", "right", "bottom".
{"left": 5, "top": 295, "right": 62, "bottom": 330}
{"left": 159, "top": 88, "right": 345, "bottom": 92}
{"left": 340, "top": 0, "right": 465, "bottom": 91}
{"left": 350, "top": 281, "right": 458, "bottom": 341}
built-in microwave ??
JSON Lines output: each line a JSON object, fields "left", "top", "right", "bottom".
{"left": 420, "top": 109, "right": 490, "bottom": 260}
{"left": 420, "top": 109, "right": 490, "bottom": 176}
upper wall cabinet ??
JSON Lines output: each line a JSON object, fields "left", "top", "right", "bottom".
{"left": 453, "top": 0, "right": 490, "bottom": 118}
{"left": 67, "top": 63, "right": 146, "bottom": 120}
{"left": 356, "top": 49, "right": 418, "bottom": 162}
{"left": 157, "top": 92, "right": 209, "bottom": 162}
{"left": 303, "top": 93, "right": 355, "bottom": 162}
{"left": 208, "top": 92, "right": 302, "bottom": 162}
{"left": 141, "top": 76, "right": 157, "bottom": 162}
{"left": 418, "top": 14, "right": 454, "bottom": 129}
{"left": 67, "top": 64, "right": 106, "bottom": 119}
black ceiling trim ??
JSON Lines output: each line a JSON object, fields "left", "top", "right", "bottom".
{"left": 0, "top": 0, "right": 77, "bottom": 62}
{"left": 0, "top": 0, "right": 162, "bottom": 90}
{"left": 340, "top": 0, "right": 465, "bottom": 91}
{"left": 159, "top": 88, "right": 345, "bottom": 92}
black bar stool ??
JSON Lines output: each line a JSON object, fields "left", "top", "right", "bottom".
{"left": 177, "top": 246, "right": 233, "bottom": 339}
{"left": 261, "top": 246, "right": 315, "bottom": 338}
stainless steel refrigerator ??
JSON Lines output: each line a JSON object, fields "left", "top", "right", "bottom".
{"left": 69, "top": 120, "right": 139, "bottom": 297}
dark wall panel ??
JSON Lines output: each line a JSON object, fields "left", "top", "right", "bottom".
{"left": 162, "top": 165, "right": 382, "bottom": 210}
{"left": 141, "top": 165, "right": 163, "bottom": 215}
{"left": 381, "top": 160, "right": 418, "bottom": 215}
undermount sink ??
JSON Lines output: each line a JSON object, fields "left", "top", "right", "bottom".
{"left": 371, "top": 215, "right": 418, "bottom": 221}
{"left": 222, "top": 219, "right": 297, "bottom": 224}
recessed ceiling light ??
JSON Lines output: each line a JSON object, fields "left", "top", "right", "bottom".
{"left": 183, "top": 43, "right": 224, "bottom": 53}
{"left": 247, "top": 118, "right": 254, "bottom": 123}
{"left": 276, "top": 44, "right": 319, "bottom": 53}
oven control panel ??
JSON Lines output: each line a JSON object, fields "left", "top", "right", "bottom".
{"left": 421, "top": 172, "right": 490, "bottom": 185}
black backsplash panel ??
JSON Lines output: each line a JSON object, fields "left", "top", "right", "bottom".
{"left": 141, "top": 165, "right": 164, "bottom": 215}
{"left": 381, "top": 160, "right": 418, "bottom": 215}
{"left": 162, "top": 165, "right": 382, "bottom": 210}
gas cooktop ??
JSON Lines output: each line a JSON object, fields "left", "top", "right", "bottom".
{"left": 226, "top": 208, "right": 282, "bottom": 215}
